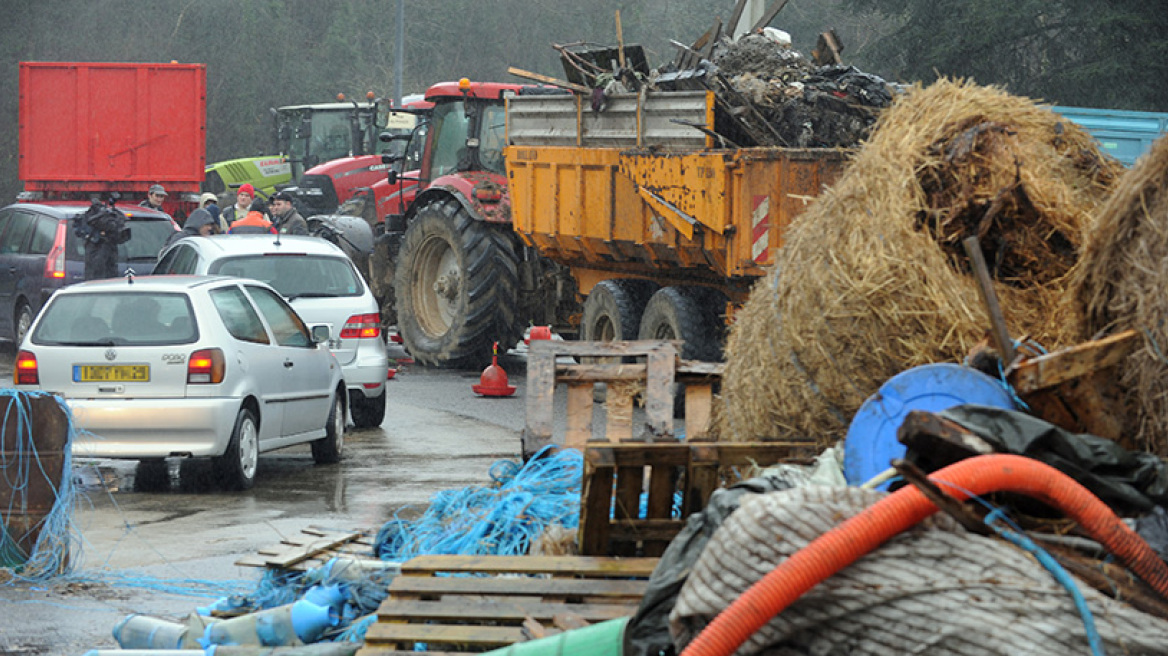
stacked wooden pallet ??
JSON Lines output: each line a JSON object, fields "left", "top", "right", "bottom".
{"left": 357, "top": 554, "right": 656, "bottom": 655}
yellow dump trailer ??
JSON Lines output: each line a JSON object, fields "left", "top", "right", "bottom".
{"left": 507, "top": 144, "right": 846, "bottom": 300}
{"left": 505, "top": 90, "right": 849, "bottom": 354}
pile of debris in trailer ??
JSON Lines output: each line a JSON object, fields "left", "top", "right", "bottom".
{"left": 539, "top": 19, "right": 892, "bottom": 149}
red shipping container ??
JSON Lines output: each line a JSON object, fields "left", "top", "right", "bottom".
{"left": 18, "top": 61, "right": 206, "bottom": 195}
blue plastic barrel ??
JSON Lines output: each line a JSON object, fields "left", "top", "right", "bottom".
{"left": 843, "top": 363, "right": 1016, "bottom": 487}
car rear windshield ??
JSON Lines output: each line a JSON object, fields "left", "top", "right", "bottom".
{"left": 65, "top": 217, "right": 177, "bottom": 262}
{"left": 32, "top": 291, "right": 197, "bottom": 346}
{"left": 211, "top": 254, "right": 363, "bottom": 299}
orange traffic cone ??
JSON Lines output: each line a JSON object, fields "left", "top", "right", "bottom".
{"left": 524, "top": 325, "right": 552, "bottom": 345}
{"left": 473, "top": 342, "right": 516, "bottom": 397}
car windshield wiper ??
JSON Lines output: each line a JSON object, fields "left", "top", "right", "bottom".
{"left": 59, "top": 339, "right": 118, "bottom": 347}
{"left": 286, "top": 292, "right": 335, "bottom": 300}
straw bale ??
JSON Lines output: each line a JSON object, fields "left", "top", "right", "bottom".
{"left": 717, "top": 78, "right": 1121, "bottom": 444}
{"left": 1067, "top": 135, "right": 1168, "bottom": 456}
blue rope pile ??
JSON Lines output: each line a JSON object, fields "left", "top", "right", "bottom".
{"left": 373, "top": 446, "right": 583, "bottom": 561}
{"left": 0, "top": 390, "right": 80, "bottom": 583}
{"left": 194, "top": 447, "right": 585, "bottom": 644}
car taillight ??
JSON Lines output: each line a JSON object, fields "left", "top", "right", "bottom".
{"left": 187, "top": 348, "right": 225, "bottom": 384}
{"left": 15, "top": 351, "right": 38, "bottom": 385}
{"left": 44, "top": 222, "right": 67, "bottom": 280}
{"left": 340, "top": 313, "right": 381, "bottom": 339}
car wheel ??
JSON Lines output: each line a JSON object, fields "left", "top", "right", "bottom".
{"left": 15, "top": 303, "right": 33, "bottom": 345}
{"left": 350, "top": 389, "right": 386, "bottom": 429}
{"left": 312, "top": 392, "right": 345, "bottom": 464}
{"left": 214, "top": 408, "right": 259, "bottom": 490}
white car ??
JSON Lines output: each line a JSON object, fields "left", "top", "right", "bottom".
{"left": 154, "top": 234, "right": 390, "bottom": 428}
{"left": 14, "top": 275, "right": 346, "bottom": 490}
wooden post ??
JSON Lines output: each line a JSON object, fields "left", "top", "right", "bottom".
{"left": 963, "top": 236, "right": 1016, "bottom": 366}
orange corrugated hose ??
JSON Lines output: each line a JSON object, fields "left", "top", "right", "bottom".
{"left": 678, "top": 454, "right": 1168, "bottom": 656}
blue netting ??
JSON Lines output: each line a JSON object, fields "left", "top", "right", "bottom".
{"left": 373, "top": 446, "right": 583, "bottom": 561}
{"left": 0, "top": 390, "right": 81, "bottom": 582}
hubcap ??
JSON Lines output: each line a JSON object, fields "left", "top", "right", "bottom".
{"left": 239, "top": 418, "right": 258, "bottom": 480}
{"left": 413, "top": 236, "right": 460, "bottom": 337}
{"left": 16, "top": 308, "right": 31, "bottom": 344}
{"left": 332, "top": 398, "right": 345, "bottom": 454}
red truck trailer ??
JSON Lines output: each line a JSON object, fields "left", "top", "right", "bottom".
{"left": 18, "top": 61, "right": 206, "bottom": 221}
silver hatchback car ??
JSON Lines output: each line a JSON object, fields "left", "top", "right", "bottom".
{"left": 154, "top": 235, "right": 389, "bottom": 428}
{"left": 14, "top": 275, "right": 346, "bottom": 490}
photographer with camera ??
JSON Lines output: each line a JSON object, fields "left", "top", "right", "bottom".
{"left": 75, "top": 195, "right": 131, "bottom": 280}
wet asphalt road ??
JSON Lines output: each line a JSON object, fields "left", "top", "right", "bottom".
{"left": 0, "top": 339, "right": 555, "bottom": 656}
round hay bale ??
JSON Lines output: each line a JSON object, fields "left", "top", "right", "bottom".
{"left": 716, "top": 78, "right": 1122, "bottom": 444}
{"left": 1068, "top": 134, "right": 1168, "bottom": 456}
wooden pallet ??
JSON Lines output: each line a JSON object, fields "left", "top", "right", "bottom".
{"left": 522, "top": 339, "right": 818, "bottom": 556}
{"left": 357, "top": 554, "right": 656, "bottom": 656}
{"left": 235, "top": 526, "right": 384, "bottom": 571}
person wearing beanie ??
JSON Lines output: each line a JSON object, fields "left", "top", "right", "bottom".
{"left": 229, "top": 198, "right": 277, "bottom": 235}
{"left": 140, "top": 184, "right": 167, "bottom": 211}
{"left": 220, "top": 183, "right": 256, "bottom": 229}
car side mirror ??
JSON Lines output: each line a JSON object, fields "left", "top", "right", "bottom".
{"left": 311, "top": 324, "right": 331, "bottom": 344}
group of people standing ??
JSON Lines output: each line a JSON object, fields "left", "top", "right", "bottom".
{"left": 154, "top": 183, "right": 310, "bottom": 251}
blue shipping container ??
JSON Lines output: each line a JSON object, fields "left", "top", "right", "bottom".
{"left": 1052, "top": 105, "right": 1168, "bottom": 166}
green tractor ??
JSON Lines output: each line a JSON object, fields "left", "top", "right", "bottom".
{"left": 202, "top": 94, "right": 397, "bottom": 203}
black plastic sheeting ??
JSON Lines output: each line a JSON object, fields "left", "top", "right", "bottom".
{"left": 919, "top": 405, "right": 1168, "bottom": 513}
{"left": 623, "top": 471, "right": 807, "bottom": 656}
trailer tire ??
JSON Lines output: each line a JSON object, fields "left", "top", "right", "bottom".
{"left": 394, "top": 199, "right": 523, "bottom": 368}
{"left": 638, "top": 286, "right": 730, "bottom": 416}
{"left": 581, "top": 279, "right": 659, "bottom": 403}
{"left": 581, "top": 279, "right": 659, "bottom": 345}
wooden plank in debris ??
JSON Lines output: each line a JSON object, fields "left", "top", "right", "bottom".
{"left": 385, "top": 575, "right": 648, "bottom": 600}
{"left": 399, "top": 554, "right": 658, "bottom": 578}
{"left": 376, "top": 598, "right": 635, "bottom": 623}
{"left": 1007, "top": 329, "right": 1139, "bottom": 394}
{"left": 644, "top": 347, "right": 675, "bottom": 439}
{"left": 507, "top": 66, "right": 589, "bottom": 94}
{"left": 605, "top": 381, "right": 636, "bottom": 442}
{"left": 365, "top": 622, "right": 554, "bottom": 647}
{"left": 521, "top": 347, "right": 558, "bottom": 457}
{"left": 579, "top": 460, "right": 616, "bottom": 557}
{"left": 684, "top": 383, "right": 715, "bottom": 441}
{"left": 530, "top": 339, "right": 681, "bottom": 359}
{"left": 608, "top": 518, "right": 687, "bottom": 543}
{"left": 235, "top": 530, "right": 363, "bottom": 568}
{"left": 565, "top": 381, "right": 594, "bottom": 451}
{"left": 749, "top": 0, "right": 794, "bottom": 32}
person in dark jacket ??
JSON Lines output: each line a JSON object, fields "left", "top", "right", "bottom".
{"left": 160, "top": 207, "right": 219, "bottom": 252}
{"left": 268, "top": 191, "right": 309, "bottom": 235}
{"left": 140, "top": 184, "right": 167, "bottom": 211}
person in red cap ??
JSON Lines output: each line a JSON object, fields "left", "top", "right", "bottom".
{"left": 228, "top": 197, "right": 277, "bottom": 235}
{"left": 219, "top": 183, "right": 257, "bottom": 232}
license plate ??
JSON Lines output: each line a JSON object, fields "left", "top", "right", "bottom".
{"left": 74, "top": 364, "right": 150, "bottom": 383}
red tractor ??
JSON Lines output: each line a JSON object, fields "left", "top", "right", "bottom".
{"left": 375, "top": 79, "right": 572, "bottom": 368}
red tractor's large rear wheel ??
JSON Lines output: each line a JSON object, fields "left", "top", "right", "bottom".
{"left": 394, "top": 199, "right": 523, "bottom": 368}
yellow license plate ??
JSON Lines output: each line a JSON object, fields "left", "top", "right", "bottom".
{"left": 74, "top": 364, "right": 150, "bottom": 383}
